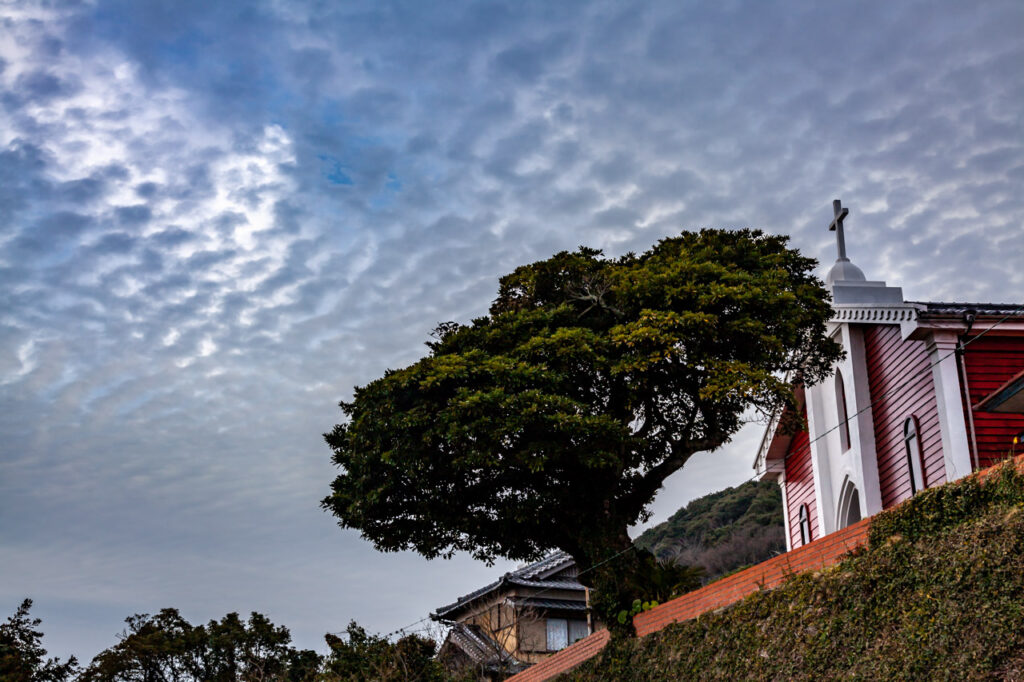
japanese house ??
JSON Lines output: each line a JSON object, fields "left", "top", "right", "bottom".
{"left": 431, "top": 551, "right": 597, "bottom": 679}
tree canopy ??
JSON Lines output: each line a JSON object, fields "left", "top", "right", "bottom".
{"left": 79, "top": 609, "right": 319, "bottom": 682}
{"left": 1, "top": 600, "right": 448, "bottom": 682}
{"left": 323, "top": 229, "right": 841, "bottom": 611}
{"left": 0, "top": 599, "right": 78, "bottom": 682}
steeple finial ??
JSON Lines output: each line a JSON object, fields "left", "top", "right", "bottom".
{"left": 828, "top": 199, "right": 849, "bottom": 261}
{"left": 824, "top": 198, "right": 865, "bottom": 285}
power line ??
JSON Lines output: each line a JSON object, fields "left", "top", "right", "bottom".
{"left": 775, "top": 308, "right": 1024, "bottom": 476}
{"left": 376, "top": 309, "right": 1024, "bottom": 642}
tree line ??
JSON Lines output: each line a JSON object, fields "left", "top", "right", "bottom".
{"left": 1, "top": 599, "right": 453, "bottom": 682}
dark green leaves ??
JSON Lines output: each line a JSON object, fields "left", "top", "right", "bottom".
{"left": 323, "top": 228, "right": 841, "bottom": 577}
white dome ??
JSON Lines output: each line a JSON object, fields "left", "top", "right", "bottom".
{"left": 826, "top": 258, "right": 867, "bottom": 285}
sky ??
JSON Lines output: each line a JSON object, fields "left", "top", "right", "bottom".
{"left": 1, "top": 0, "right": 1022, "bottom": 664}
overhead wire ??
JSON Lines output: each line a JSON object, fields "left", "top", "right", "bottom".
{"left": 369, "top": 308, "right": 1024, "bottom": 642}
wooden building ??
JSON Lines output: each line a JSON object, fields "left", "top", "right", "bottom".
{"left": 431, "top": 551, "right": 597, "bottom": 679}
{"left": 756, "top": 201, "right": 1024, "bottom": 550}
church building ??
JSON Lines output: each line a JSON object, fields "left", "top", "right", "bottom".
{"left": 756, "top": 201, "right": 1024, "bottom": 550}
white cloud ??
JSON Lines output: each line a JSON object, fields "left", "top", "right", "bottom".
{"left": 1, "top": 0, "right": 1023, "bottom": 662}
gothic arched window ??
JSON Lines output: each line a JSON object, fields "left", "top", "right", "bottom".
{"left": 835, "top": 370, "right": 851, "bottom": 451}
{"left": 798, "top": 504, "right": 811, "bottom": 546}
{"left": 904, "top": 416, "right": 925, "bottom": 494}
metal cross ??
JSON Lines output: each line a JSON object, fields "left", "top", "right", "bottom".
{"left": 828, "top": 199, "right": 849, "bottom": 260}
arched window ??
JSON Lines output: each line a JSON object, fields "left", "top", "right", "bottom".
{"left": 798, "top": 504, "right": 811, "bottom": 546}
{"left": 837, "top": 478, "right": 862, "bottom": 529}
{"left": 835, "top": 370, "right": 851, "bottom": 451}
{"left": 904, "top": 416, "right": 925, "bottom": 494}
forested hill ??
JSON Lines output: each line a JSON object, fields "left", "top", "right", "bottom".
{"left": 635, "top": 479, "right": 785, "bottom": 581}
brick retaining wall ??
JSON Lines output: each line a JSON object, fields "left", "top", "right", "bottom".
{"left": 507, "top": 454, "right": 1024, "bottom": 681}
{"left": 633, "top": 516, "right": 869, "bottom": 636}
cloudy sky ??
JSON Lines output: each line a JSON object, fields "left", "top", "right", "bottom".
{"left": 2, "top": 0, "right": 1022, "bottom": 662}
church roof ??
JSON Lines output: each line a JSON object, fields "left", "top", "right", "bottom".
{"left": 909, "top": 302, "right": 1024, "bottom": 318}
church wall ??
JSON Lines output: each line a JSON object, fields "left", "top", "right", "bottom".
{"left": 783, "top": 427, "right": 817, "bottom": 547}
{"left": 963, "top": 334, "right": 1024, "bottom": 468}
{"left": 863, "top": 324, "right": 945, "bottom": 508}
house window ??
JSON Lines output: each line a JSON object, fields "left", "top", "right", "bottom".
{"left": 569, "top": 620, "right": 589, "bottom": 644}
{"left": 835, "top": 370, "right": 851, "bottom": 451}
{"left": 904, "top": 416, "right": 925, "bottom": 494}
{"left": 798, "top": 504, "right": 811, "bottom": 546}
{"left": 546, "top": 618, "right": 568, "bottom": 651}
{"left": 546, "top": 619, "right": 588, "bottom": 651}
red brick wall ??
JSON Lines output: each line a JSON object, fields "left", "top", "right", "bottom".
{"left": 784, "top": 426, "right": 817, "bottom": 548}
{"left": 963, "top": 335, "right": 1024, "bottom": 468}
{"left": 633, "top": 517, "right": 870, "bottom": 637}
{"left": 864, "top": 325, "right": 945, "bottom": 506}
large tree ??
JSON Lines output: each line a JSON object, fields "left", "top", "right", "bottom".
{"left": 323, "top": 229, "right": 841, "bottom": 618}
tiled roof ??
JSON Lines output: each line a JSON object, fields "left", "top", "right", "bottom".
{"left": 508, "top": 597, "right": 588, "bottom": 611}
{"left": 909, "top": 301, "right": 1024, "bottom": 317}
{"left": 441, "top": 622, "right": 527, "bottom": 672}
{"left": 432, "top": 551, "right": 584, "bottom": 619}
{"left": 514, "top": 551, "right": 575, "bottom": 580}
{"left": 505, "top": 577, "right": 583, "bottom": 591}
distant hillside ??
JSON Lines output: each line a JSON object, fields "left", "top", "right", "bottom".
{"left": 567, "top": 462, "right": 1024, "bottom": 681}
{"left": 635, "top": 478, "right": 785, "bottom": 581}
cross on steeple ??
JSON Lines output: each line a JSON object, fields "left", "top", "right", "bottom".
{"left": 828, "top": 199, "right": 849, "bottom": 260}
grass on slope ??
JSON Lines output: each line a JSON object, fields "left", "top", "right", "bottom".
{"left": 567, "top": 461, "right": 1024, "bottom": 681}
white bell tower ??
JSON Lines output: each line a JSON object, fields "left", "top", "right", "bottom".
{"left": 805, "top": 200, "right": 905, "bottom": 534}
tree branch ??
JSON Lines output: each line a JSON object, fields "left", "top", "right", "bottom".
{"left": 622, "top": 437, "right": 723, "bottom": 514}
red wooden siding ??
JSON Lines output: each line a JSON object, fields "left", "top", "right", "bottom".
{"left": 783, "top": 427, "right": 817, "bottom": 548}
{"left": 864, "top": 325, "right": 945, "bottom": 508}
{"left": 963, "top": 335, "right": 1024, "bottom": 469}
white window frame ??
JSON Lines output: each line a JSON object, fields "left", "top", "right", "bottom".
{"left": 835, "top": 369, "right": 851, "bottom": 451}
{"left": 798, "top": 504, "right": 811, "bottom": 546}
{"left": 904, "top": 416, "right": 925, "bottom": 494}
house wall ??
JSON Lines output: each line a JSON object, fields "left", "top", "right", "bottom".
{"left": 509, "top": 586, "right": 589, "bottom": 660}
{"left": 783, "top": 426, "right": 817, "bottom": 548}
{"left": 517, "top": 618, "right": 548, "bottom": 664}
{"left": 457, "top": 596, "right": 519, "bottom": 657}
{"left": 963, "top": 334, "right": 1024, "bottom": 468}
{"left": 864, "top": 324, "right": 945, "bottom": 507}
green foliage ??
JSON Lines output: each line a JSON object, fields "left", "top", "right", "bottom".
{"left": 563, "top": 463, "right": 1024, "bottom": 680}
{"left": 588, "top": 549, "right": 705, "bottom": 636}
{"left": 0, "top": 599, "right": 78, "bottom": 682}
{"left": 617, "top": 599, "right": 660, "bottom": 626}
{"left": 79, "top": 609, "right": 319, "bottom": 682}
{"left": 323, "top": 230, "right": 840, "bottom": 618}
{"left": 634, "top": 479, "right": 785, "bottom": 581}
{"left": 3, "top": 604, "right": 453, "bottom": 682}
{"left": 868, "top": 460, "right": 1024, "bottom": 549}
{"left": 321, "top": 622, "right": 447, "bottom": 682}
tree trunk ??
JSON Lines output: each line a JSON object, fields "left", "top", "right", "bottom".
{"left": 571, "top": 522, "right": 655, "bottom": 636}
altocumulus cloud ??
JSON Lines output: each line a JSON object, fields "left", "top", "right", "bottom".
{"left": 1, "top": 0, "right": 1023, "bottom": 662}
